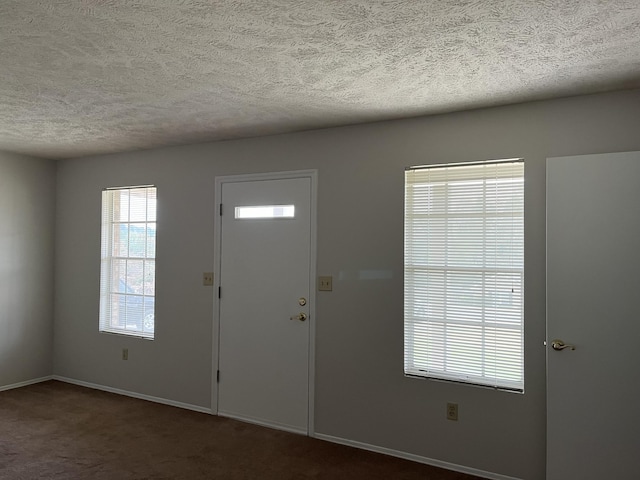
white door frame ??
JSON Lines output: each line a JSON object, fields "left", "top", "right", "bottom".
{"left": 211, "top": 169, "right": 318, "bottom": 435}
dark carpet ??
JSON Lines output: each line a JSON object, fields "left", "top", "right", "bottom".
{"left": 0, "top": 381, "right": 482, "bottom": 479}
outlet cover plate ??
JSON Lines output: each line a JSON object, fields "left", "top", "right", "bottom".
{"left": 318, "top": 276, "right": 333, "bottom": 291}
{"left": 447, "top": 402, "right": 458, "bottom": 421}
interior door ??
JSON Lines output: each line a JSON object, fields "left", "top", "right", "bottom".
{"left": 217, "top": 174, "right": 313, "bottom": 434}
{"left": 546, "top": 151, "right": 640, "bottom": 478}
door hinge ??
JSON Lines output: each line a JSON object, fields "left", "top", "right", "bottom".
{"left": 218, "top": 286, "right": 221, "bottom": 298}
{"left": 216, "top": 370, "right": 220, "bottom": 383}
{"left": 219, "top": 203, "right": 223, "bottom": 216}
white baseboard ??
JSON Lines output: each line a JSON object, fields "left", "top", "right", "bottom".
{"left": 0, "top": 375, "right": 53, "bottom": 392}
{"left": 52, "top": 376, "right": 213, "bottom": 415}
{"left": 313, "top": 433, "right": 522, "bottom": 480}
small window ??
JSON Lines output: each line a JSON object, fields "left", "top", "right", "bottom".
{"left": 99, "top": 186, "right": 157, "bottom": 339}
{"left": 404, "top": 160, "right": 524, "bottom": 391}
{"left": 234, "top": 205, "right": 295, "bottom": 219}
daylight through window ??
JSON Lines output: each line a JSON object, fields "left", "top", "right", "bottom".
{"left": 404, "top": 160, "right": 524, "bottom": 391}
{"left": 234, "top": 204, "right": 295, "bottom": 219}
{"left": 99, "top": 186, "right": 157, "bottom": 339}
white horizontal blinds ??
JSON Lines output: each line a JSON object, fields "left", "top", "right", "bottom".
{"left": 404, "top": 160, "right": 524, "bottom": 391}
{"left": 99, "top": 186, "right": 157, "bottom": 339}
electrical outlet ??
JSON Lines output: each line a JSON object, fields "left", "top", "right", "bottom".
{"left": 447, "top": 402, "right": 458, "bottom": 421}
{"left": 122, "top": 348, "right": 128, "bottom": 361}
{"left": 318, "top": 276, "right": 333, "bottom": 291}
{"left": 203, "top": 272, "right": 214, "bottom": 286}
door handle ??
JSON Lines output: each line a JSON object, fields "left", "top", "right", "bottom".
{"left": 551, "top": 339, "right": 575, "bottom": 351}
{"left": 290, "top": 313, "right": 307, "bottom": 322}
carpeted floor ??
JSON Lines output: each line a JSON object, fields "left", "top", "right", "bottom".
{"left": 0, "top": 381, "right": 482, "bottom": 479}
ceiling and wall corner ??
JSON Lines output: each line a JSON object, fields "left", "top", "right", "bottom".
{"left": 1, "top": 0, "right": 640, "bottom": 159}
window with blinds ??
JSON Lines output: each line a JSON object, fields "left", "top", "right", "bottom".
{"left": 404, "top": 160, "right": 524, "bottom": 391}
{"left": 99, "top": 186, "right": 157, "bottom": 339}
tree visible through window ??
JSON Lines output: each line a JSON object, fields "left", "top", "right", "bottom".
{"left": 404, "top": 160, "right": 524, "bottom": 391}
{"left": 99, "top": 186, "right": 157, "bottom": 339}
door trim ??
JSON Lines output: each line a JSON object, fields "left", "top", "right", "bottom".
{"left": 211, "top": 170, "right": 318, "bottom": 435}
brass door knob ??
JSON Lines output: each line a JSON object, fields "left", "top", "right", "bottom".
{"left": 290, "top": 313, "right": 307, "bottom": 322}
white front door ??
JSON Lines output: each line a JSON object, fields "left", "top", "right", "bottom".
{"left": 546, "top": 151, "right": 640, "bottom": 478}
{"left": 216, "top": 172, "right": 315, "bottom": 434}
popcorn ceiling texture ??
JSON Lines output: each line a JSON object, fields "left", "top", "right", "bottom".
{"left": 1, "top": 0, "right": 640, "bottom": 159}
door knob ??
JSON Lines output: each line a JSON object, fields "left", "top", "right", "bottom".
{"left": 290, "top": 313, "right": 307, "bottom": 322}
{"left": 551, "top": 339, "right": 575, "bottom": 351}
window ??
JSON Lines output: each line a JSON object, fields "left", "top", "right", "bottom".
{"left": 99, "top": 186, "right": 157, "bottom": 339}
{"left": 404, "top": 160, "right": 524, "bottom": 391}
{"left": 234, "top": 204, "right": 295, "bottom": 219}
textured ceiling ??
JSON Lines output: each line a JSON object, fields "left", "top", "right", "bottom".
{"left": 2, "top": 1, "right": 640, "bottom": 159}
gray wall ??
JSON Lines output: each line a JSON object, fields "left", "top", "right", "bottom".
{"left": 0, "top": 151, "right": 55, "bottom": 387}
{"left": 53, "top": 89, "right": 640, "bottom": 480}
